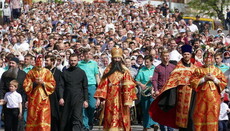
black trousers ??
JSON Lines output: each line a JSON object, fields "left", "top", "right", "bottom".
{"left": 3, "top": 16, "right": 10, "bottom": 24}
{"left": 219, "top": 120, "right": 228, "bottom": 131}
{"left": 4, "top": 108, "right": 19, "bottom": 131}
{"left": 51, "top": 116, "right": 59, "bottom": 131}
{"left": 12, "top": 8, "right": 21, "bottom": 19}
{"left": 72, "top": 103, "right": 83, "bottom": 131}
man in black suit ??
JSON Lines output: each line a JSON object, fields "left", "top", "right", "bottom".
{"left": 45, "top": 55, "right": 62, "bottom": 131}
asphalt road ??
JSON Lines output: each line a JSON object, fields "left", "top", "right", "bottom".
{"left": 0, "top": 126, "right": 145, "bottom": 131}
{"left": 92, "top": 125, "right": 144, "bottom": 130}
{"left": 0, "top": 125, "right": 163, "bottom": 131}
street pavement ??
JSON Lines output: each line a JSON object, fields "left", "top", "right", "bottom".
{"left": 92, "top": 125, "right": 179, "bottom": 131}
{"left": 92, "top": 125, "right": 144, "bottom": 131}
{"left": 0, "top": 125, "right": 181, "bottom": 131}
{"left": 0, "top": 126, "right": 145, "bottom": 131}
{"left": 0, "top": 125, "right": 153, "bottom": 131}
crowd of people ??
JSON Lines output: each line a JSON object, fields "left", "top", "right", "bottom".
{"left": 0, "top": 0, "right": 230, "bottom": 131}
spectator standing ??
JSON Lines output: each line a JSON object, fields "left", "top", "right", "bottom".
{"left": 169, "top": 39, "right": 182, "bottom": 65}
{"left": 99, "top": 56, "right": 109, "bottom": 78}
{"left": 22, "top": 54, "right": 34, "bottom": 73}
{"left": 214, "top": 53, "right": 229, "bottom": 73}
{"left": 124, "top": 57, "right": 137, "bottom": 78}
{"left": 219, "top": 93, "right": 230, "bottom": 131}
{"left": 193, "top": 15, "right": 203, "bottom": 33}
{"left": 136, "top": 55, "right": 158, "bottom": 131}
{"left": 10, "top": 0, "right": 21, "bottom": 19}
{"left": 226, "top": 9, "right": 230, "bottom": 31}
{"left": 222, "top": 51, "right": 230, "bottom": 67}
{"left": 152, "top": 49, "right": 175, "bottom": 131}
{"left": 3, "top": 3, "right": 11, "bottom": 24}
{"left": 78, "top": 48, "right": 100, "bottom": 130}
{"left": 187, "top": 19, "right": 199, "bottom": 33}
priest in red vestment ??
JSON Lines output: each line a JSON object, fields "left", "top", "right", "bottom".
{"left": 23, "top": 55, "right": 56, "bottom": 131}
{"left": 149, "top": 44, "right": 196, "bottom": 130}
{"left": 94, "top": 46, "right": 136, "bottom": 131}
{"left": 190, "top": 50, "right": 227, "bottom": 131}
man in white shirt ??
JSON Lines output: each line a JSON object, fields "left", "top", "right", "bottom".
{"left": 187, "top": 19, "right": 199, "bottom": 33}
{"left": 169, "top": 39, "right": 182, "bottom": 65}
{"left": 105, "top": 18, "right": 115, "bottom": 33}
{"left": 3, "top": 3, "right": 11, "bottom": 24}
{"left": 13, "top": 35, "right": 29, "bottom": 52}
{"left": 150, "top": 49, "right": 161, "bottom": 67}
{"left": 10, "top": 0, "right": 22, "bottom": 19}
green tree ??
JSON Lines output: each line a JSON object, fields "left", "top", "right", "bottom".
{"left": 187, "top": 0, "right": 230, "bottom": 25}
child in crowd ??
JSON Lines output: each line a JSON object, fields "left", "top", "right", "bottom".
{"left": 219, "top": 93, "right": 230, "bottom": 131}
{"left": 0, "top": 80, "right": 22, "bottom": 131}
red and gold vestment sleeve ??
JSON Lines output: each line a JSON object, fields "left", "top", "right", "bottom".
{"left": 94, "top": 77, "right": 108, "bottom": 100}
{"left": 190, "top": 66, "right": 227, "bottom": 92}
{"left": 122, "top": 71, "right": 137, "bottom": 106}
{"left": 190, "top": 68, "right": 204, "bottom": 92}
{"left": 42, "top": 69, "right": 56, "bottom": 96}
{"left": 159, "top": 67, "right": 180, "bottom": 94}
{"left": 23, "top": 70, "right": 34, "bottom": 96}
{"left": 23, "top": 68, "right": 56, "bottom": 97}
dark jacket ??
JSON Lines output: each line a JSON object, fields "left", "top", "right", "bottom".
{"left": 0, "top": 69, "right": 26, "bottom": 101}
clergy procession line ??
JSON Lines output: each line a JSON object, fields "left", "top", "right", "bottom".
{"left": 0, "top": 45, "right": 229, "bottom": 131}
{"left": 0, "top": 0, "right": 230, "bottom": 131}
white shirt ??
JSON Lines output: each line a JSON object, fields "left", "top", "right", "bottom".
{"left": 99, "top": 66, "right": 106, "bottom": 78}
{"left": 3, "top": 7, "right": 11, "bottom": 17}
{"left": 10, "top": 0, "right": 21, "bottom": 9}
{"left": 219, "top": 102, "right": 229, "bottom": 120}
{"left": 153, "top": 59, "right": 161, "bottom": 67}
{"left": 4, "top": 91, "right": 22, "bottom": 108}
{"left": 13, "top": 41, "right": 29, "bottom": 52}
{"left": 56, "top": 64, "right": 64, "bottom": 72}
{"left": 105, "top": 23, "right": 115, "bottom": 33}
{"left": 188, "top": 24, "right": 199, "bottom": 33}
{"left": 170, "top": 50, "right": 182, "bottom": 62}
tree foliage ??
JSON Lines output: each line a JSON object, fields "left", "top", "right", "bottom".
{"left": 187, "top": 0, "right": 230, "bottom": 24}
